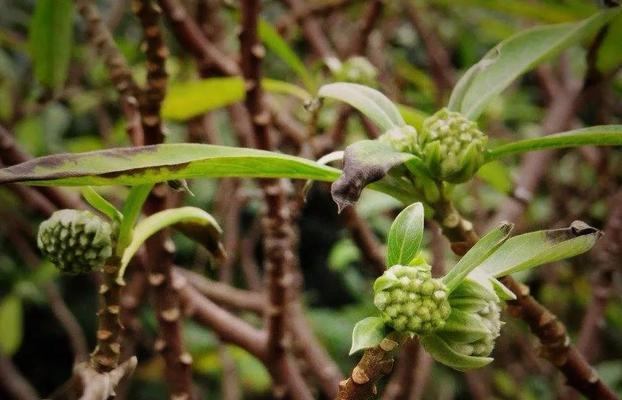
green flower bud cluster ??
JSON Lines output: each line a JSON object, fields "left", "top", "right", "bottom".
{"left": 374, "top": 264, "right": 451, "bottom": 335}
{"left": 437, "top": 279, "right": 502, "bottom": 357}
{"left": 37, "top": 209, "right": 114, "bottom": 274}
{"left": 378, "top": 125, "right": 419, "bottom": 154}
{"left": 419, "top": 108, "right": 488, "bottom": 183}
{"left": 334, "top": 56, "right": 378, "bottom": 86}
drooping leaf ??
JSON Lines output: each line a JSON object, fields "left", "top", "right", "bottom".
{"left": 443, "top": 223, "right": 513, "bottom": 292}
{"left": 387, "top": 202, "right": 424, "bottom": 266}
{"left": 118, "top": 207, "right": 224, "bottom": 282}
{"left": 350, "top": 316, "right": 387, "bottom": 355}
{"left": 421, "top": 333, "right": 493, "bottom": 371}
{"left": 259, "top": 19, "right": 316, "bottom": 91}
{"left": 318, "top": 83, "right": 406, "bottom": 132}
{"left": 448, "top": 9, "right": 620, "bottom": 120}
{"left": 477, "top": 221, "right": 601, "bottom": 278}
{"left": 486, "top": 125, "right": 622, "bottom": 161}
{"left": 162, "top": 77, "right": 310, "bottom": 120}
{"left": 29, "top": 0, "right": 74, "bottom": 92}
{"left": 0, "top": 295, "right": 23, "bottom": 356}
{"left": 330, "top": 140, "right": 415, "bottom": 212}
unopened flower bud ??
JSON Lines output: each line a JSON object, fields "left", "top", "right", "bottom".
{"left": 421, "top": 278, "right": 503, "bottom": 370}
{"left": 374, "top": 264, "right": 451, "bottom": 335}
{"left": 419, "top": 108, "right": 487, "bottom": 183}
{"left": 37, "top": 209, "right": 114, "bottom": 274}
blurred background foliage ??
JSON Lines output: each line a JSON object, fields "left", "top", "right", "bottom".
{"left": 0, "top": 0, "right": 621, "bottom": 398}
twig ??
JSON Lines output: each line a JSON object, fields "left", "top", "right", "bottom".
{"left": 76, "top": 0, "right": 144, "bottom": 145}
{"left": 405, "top": 3, "right": 454, "bottom": 99}
{"left": 347, "top": 0, "right": 383, "bottom": 56}
{"left": 279, "top": 0, "right": 335, "bottom": 58}
{"left": 158, "top": 0, "right": 240, "bottom": 76}
{"left": 577, "top": 190, "right": 622, "bottom": 356}
{"left": 340, "top": 207, "right": 386, "bottom": 275}
{"left": 0, "top": 356, "right": 40, "bottom": 400}
{"left": 134, "top": 0, "right": 169, "bottom": 144}
{"left": 239, "top": 2, "right": 303, "bottom": 398}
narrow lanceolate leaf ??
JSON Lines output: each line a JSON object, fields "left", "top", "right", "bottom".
{"left": 421, "top": 334, "right": 493, "bottom": 371}
{"left": 448, "top": 9, "right": 620, "bottom": 120}
{"left": 443, "top": 222, "right": 513, "bottom": 292}
{"left": 0, "top": 144, "right": 415, "bottom": 205}
{"left": 0, "top": 295, "right": 23, "bottom": 356}
{"left": 162, "top": 77, "right": 310, "bottom": 120}
{"left": 387, "top": 202, "right": 424, "bottom": 266}
{"left": 29, "top": 0, "right": 74, "bottom": 92}
{"left": 477, "top": 221, "right": 601, "bottom": 278}
{"left": 486, "top": 125, "right": 622, "bottom": 161}
{"left": 0, "top": 144, "right": 340, "bottom": 186}
{"left": 259, "top": 19, "right": 316, "bottom": 91}
{"left": 350, "top": 317, "right": 387, "bottom": 355}
{"left": 119, "top": 207, "right": 224, "bottom": 282}
{"left": 318, "top": 83, "right": 405, "bottom": 132}
{"left": 331, "top": 140, "right": 415, "bottom": 212}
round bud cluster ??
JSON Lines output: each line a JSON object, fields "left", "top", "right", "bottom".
{"left": 37, "top": 209, "right": 114, "bottom": 275}
{"left": 378, "top": 125, "right": 419, "bottom": 154}
{"left": 437, "top": 279, "right": 503, "bottom": 358}
{"left": 419, "top": 108, "right": 487, "bottom": 183}
{"left": 334, "top": 56, "right": 378, "bottom": 86}
{"left": 374, "top": 264, "right": 451, "bottom": 335}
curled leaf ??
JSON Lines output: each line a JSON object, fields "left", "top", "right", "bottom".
{"left": 331, "top": 140, "right": 414, "bottom": 212}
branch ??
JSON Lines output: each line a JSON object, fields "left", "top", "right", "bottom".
{"left": 158, "top": 0, "right": 240, "bottom": 76}
{"left": 134, "top": 0, "right": 169, "bottom": 144}
{"left": 0, "top": 355, "right": 40, "bottom": 400}
{"left": 75, "top": 0, "right": 144, "bottom": 145}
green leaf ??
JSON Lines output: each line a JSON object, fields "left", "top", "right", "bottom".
{"left": 162, "top": 77, "right": 310, "bottom": 120}
{"left": 486, "top": 125, "right": 622, "bottom": 161}
{"left": 438, "top": 309, "right": 489, "bottom": 343}
{"left": 259, "top": 19, "right": 316, "bottom": 91}
{"left": 29, "top": 0, "right": 74, "bottom": 92}
{"left": 330, "top": 140, "right": 416, "bottom": 211}
{"left": 117, "top": 184, "right": 153, "bottom": 256}
{"left": 477, "top": 221, "right": 601, "bottom": 278}
{"left": 597, "top": 13, "right": 622, "bottom": 73}
{"left": 118, "top": 206, "right": 224, "bottom": 283}
{"left": 350, "top": 317, "right": 387, "bottom": 355}
{"left": 318, "top": 83, "right": 405, "bottom": 132}
{"left": 448, "top": 9, "right": 620, "bottom": 120}
{"left": 81, "top": 187, "right": 123, "bottom": 223}
{"left": 0, "top": 144, "right": 416, "bottom": 204}
{"left": 0, "top": 295, "right": 23, "bottom": 356}
{"left": 421, "top": 334, "right": 493, "bottom": 371}
{"left": 387, "top": 202, "right": 424, "bottom": 266}
{"left": 443, "top": 223, "right": 514, "bottom": 292}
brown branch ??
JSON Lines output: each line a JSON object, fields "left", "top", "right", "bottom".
{"left": 280, "top": 0, "right": 335, "bottom": 58}
{"left": 176, "top": 267, "right": 265, "bottom": 313}
{"left": 502, "top": 277, "right": 617, "bottom": 399}
{"left": 577, "top": 190, "right": 622, "bottom": 355}
{"left": 158, "top": 0, "right": 240, "bottom": 76}
{"left": 0, "top": 355, "right": 40, "bottom": 400}
{"left": 134, "top": 0, "right": 169, "bottom": 144}
{"left": 347, "top": 0, "right": 383, "bottom": 56}
{"left": 90, "top": 256, "right": 124, "bottom": 372}
{"left": 76, "top": 0, "right": 144, "bottom": 145}
{"left": 337, "top": 336, "right": 401, "bottom": 400}
{"left": 340, "top": 207, "right": 386, "bottom": 275}
{"left": 405, "top": 3, "right": 454, "bottom": 99}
